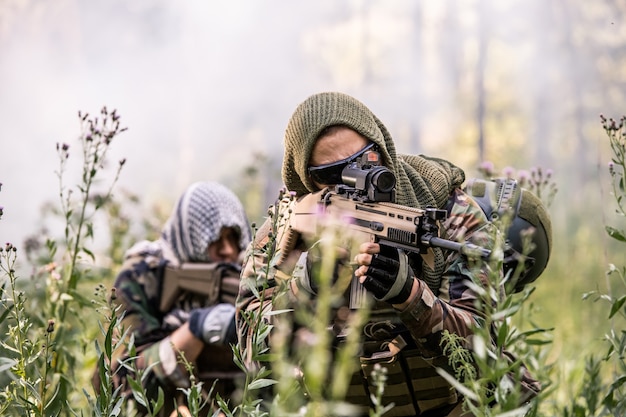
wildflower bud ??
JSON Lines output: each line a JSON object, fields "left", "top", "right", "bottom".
{"left": 478, "top": 160, "right": 495, "bottom": 177}
{"left": 517, "top": 170, "right": 530, "bottom": 184}
{"left": 0, "top": 206, "right": 3, "bottom": 218}
{"left": 119, "top": 158, "right": 126, "bottom": 167}
{"left": 47, "top": 320, "right": 55, "bottom": 333}
{"left": 502, "top": 166, "right": 515, "bottom": 179}
{"left": 62, "top": 143, "right": 69, "bottom": 151}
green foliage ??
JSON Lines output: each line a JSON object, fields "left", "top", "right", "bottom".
{"left": 0, "top": 243, "right": 52, "bottom": 417}
{"left": 436, "top": 230, "right": 549, "bottom": 416}
{"left": 0, "top": 107, "right": 129, "bottom": 416}
{"left": 553, "top": 116, "right": 626, "bottom": 416}
{"left": 2, "top": 109, "right": 626, "bottom": 416}
{"left": 86, "top": 285, "right": 129, "bottom": 417}
{"left": 229, "top": 190, "right": 374, "bottom": 417}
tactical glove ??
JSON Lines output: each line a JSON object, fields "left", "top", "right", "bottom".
{"left": 362, "top": 244, "right": 414, "bottom": 305}
{"left": 188, "top": 303, "right": 237, "bottom": 345}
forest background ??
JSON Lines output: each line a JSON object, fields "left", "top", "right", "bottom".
{"left": 1, "top": 0, "right": 625, "bottom": 412}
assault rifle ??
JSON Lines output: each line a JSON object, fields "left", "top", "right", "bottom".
{"left": 288, "top": 188, "right": 492, "bottom": 258}
{"left": 281, "top": 148, "right": 492, "bottom": 308}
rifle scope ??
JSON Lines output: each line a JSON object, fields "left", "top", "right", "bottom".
{"left": 340, "top": 149, "right": 396, "bottom": 202}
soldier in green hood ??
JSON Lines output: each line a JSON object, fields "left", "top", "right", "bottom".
{"left": 237, "top": 92, "right": 539, "bottom": 416}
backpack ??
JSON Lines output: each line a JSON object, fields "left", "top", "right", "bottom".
{"left": 464, "top": 177, "right": 552, "bottom": 293}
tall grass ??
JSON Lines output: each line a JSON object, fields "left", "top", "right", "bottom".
{"left": 0, "top": 107, "right": 128, "bottom": 416}
{"left": 0, "top": 110, "right": 625, "bottom": 416}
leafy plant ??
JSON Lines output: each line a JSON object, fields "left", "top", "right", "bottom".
{"left": 229, "top": 189, "right": 373, "bottom": 417}
{"left": 0, "top": 107, "right": 128, "bottom": 416}
{"left": 430, "top": 161, "right": 560, "bottom": 416}
{"left": 558, "top": 115, "right": 626, "bottom": 416}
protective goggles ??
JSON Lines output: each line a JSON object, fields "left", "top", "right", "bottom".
{"left": 307, "top": 142, "right": 376, "bottom": 185}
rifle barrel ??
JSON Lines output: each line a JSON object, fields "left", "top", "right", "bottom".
{"left": 426, "top": 235, "right": 491, "bottom": 259}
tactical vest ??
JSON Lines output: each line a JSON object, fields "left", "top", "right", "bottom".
{"left": 343, "top": 332, "right": 459, "bottom": 416}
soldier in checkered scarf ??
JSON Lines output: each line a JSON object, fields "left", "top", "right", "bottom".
{"left": 100, "top": 181, "right": 251, "bottom": 417}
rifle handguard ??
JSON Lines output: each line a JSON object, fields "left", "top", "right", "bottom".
{"left": 160, "top": 263, "right": 240, "bottom": 312}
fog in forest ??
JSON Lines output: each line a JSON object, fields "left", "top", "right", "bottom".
{"left": 1, "top": 0, "right": 625, "bottom": 264}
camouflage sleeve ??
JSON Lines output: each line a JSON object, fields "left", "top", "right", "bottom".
{"left": 236, "top": 216, "right": 303, "bottom": 369}
{"left": 398, "top": 188, "right": 499, "bottom": 356}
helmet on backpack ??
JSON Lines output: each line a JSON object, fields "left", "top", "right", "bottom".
{"left": 464, "top": 178, "right": 552, "bottom": 293}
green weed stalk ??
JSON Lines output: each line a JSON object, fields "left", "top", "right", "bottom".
{"left": 229, "top": 189, "right": 373, "bottom": 417}
{"left": 0, "top": 107, "right": 128, "bottom": 416}
{"left": 436, "top": 165, "right": 559, "bottom": 416}
{"left": 556, "top": 115, "right": 626, "bottom": 416}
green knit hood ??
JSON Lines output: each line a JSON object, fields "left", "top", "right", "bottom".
{"left": 282, "top": 91, "right": 465, "bottom": 209}
{"left": 282, "top": 91, "right": 466, "bottom": 292}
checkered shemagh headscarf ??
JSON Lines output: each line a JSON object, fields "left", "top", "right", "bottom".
{"left": 161, "top": 181, "right": 251, "bottom": 263}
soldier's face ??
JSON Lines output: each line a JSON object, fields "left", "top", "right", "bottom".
{"left": 207, "top": 227, "right": 240, "bottom": 263}
{"left": 308, "top": 127, "right": 370, "bottom": 190}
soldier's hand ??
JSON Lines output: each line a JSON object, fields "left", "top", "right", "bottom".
{"left": 188, "top": 303, "right": 237, "bottom": 345}
{"left": 293, "top": 245, "right": 350, "bottom": 297}
{"left": 354, "top": 243, "right": 414, "bottom": 305}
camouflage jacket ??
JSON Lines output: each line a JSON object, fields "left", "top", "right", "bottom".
{"left": 237, "top": 188, "right": 540, "bottom": 416}
{"left": 106, "top": 251, "right": 243, "bottom": 417}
